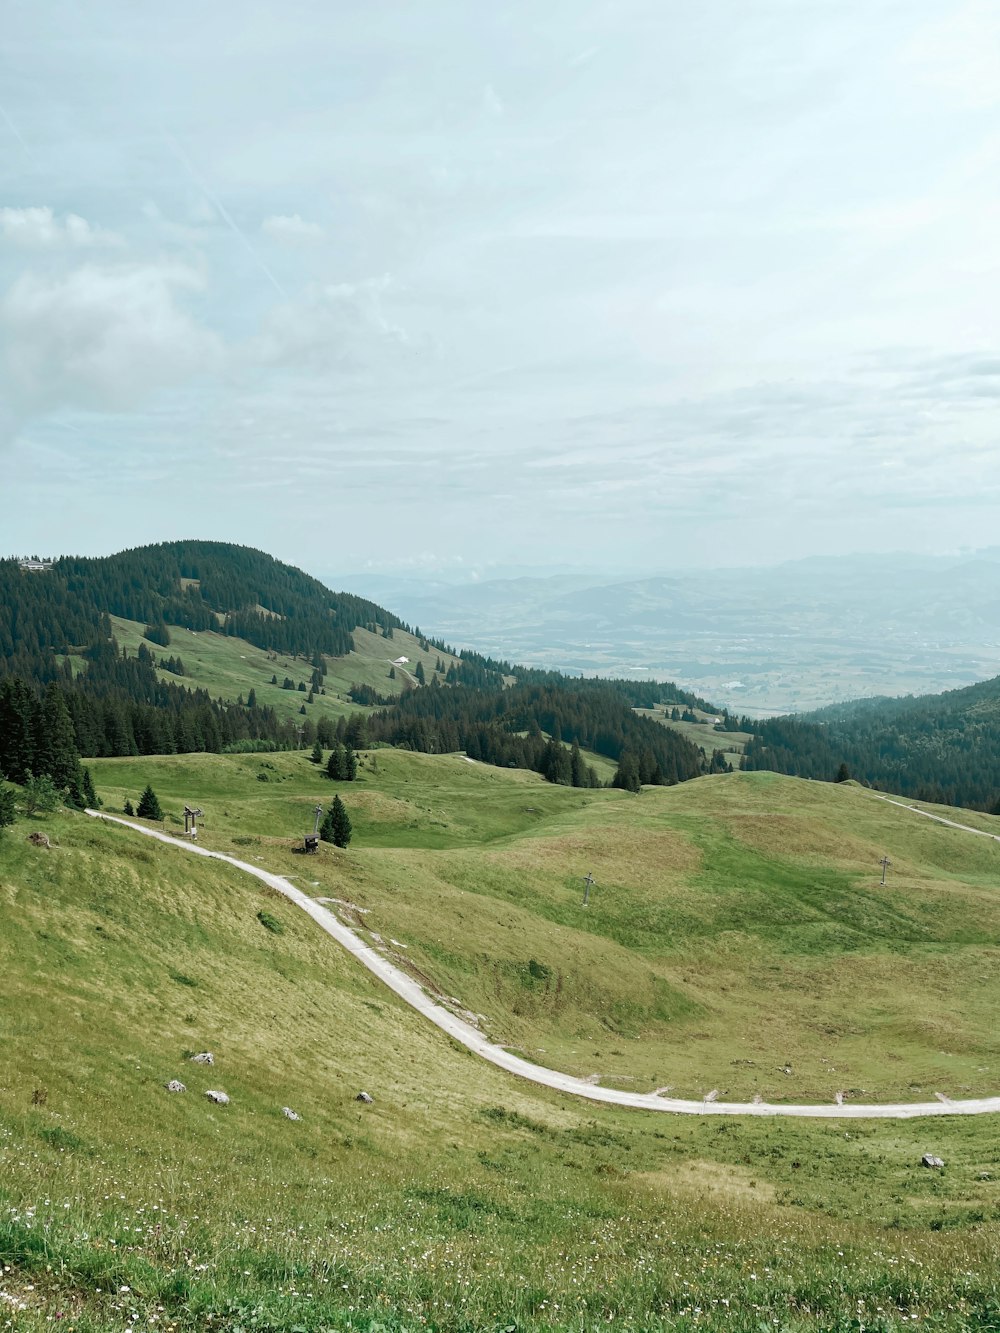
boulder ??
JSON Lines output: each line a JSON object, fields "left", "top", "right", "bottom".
{"left": 188, "top": 1052, "right": 214, "bottom": 1065}
{"left": 921, "top": 1153, "right": 944, "bottom": 1169}
{"left": 26, "top": 832, "right": 50, "bottom": 848}
{"left": 355, "top": 1091, "right": 374, "bottom": 1104}
{"left": 282, "top": 1107, "right": 301, "bottom": 1121}
{"left": 165, "top": 1080, "right": 187, "bottom": 1093}
{"left": 205, "top": 1089, "right": 230, "bottom": 1105}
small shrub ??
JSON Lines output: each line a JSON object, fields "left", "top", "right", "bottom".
{"left": 256, "top": 910, "right": 284, "bottom": 935}
{"left": 169, "top": 969, "right": 197, "bottom": 988}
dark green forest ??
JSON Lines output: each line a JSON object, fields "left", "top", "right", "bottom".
{"left": 741, "top": 676, "right": 1000, "bottom": 811}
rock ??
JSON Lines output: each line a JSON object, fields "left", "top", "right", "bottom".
{"left": 921, "top": 1153, "right": 945, "bottom": 1169}
{"left": 205, "top": 1089, "right": 230, "bottom": 1105}
{"left": 26, "top": 832, "right": 50, "bottom": 848}
{"left": 355, "top": 1091, "right": 374, "bottom": 1104}
{"left": 188, "top": 1052, "right": 214, "bottom": 1065}
{"left": 165, "top": 1080, "right": 187, "bottom": 1093}
{"left": 282, "top": 1106, "right": 301, "bottom": 1121}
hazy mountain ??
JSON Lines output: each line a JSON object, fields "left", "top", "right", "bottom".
{"left": 336, "top": 551, "right": 1000, "bottom": 715}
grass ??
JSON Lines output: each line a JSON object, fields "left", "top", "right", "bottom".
{"left": 106, "top": 617, "right": 460, "bottom": 725}
{"left": 5, "top": 763, "right": 1000, "bottom": 1329}
{"left": 635, "top": 705, "right": 753, "bottom": 762}
{"left": 85, "top": 753, "right": 1000, "bottom": 1104}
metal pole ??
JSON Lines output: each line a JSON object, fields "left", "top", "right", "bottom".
{"left": 880, "top": 855, "right": 891, "bottom": 885}
{"left": 582, "top": 871, "right": 594, "bottom": 907}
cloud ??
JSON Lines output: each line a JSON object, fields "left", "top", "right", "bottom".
{"left": 0, "top": 205, "right": 122, "bottom": 248}
{"left": 0, "top": 259, "right": 223, "bottom": 418}
{"left": 261, "top": 212, "right": 325, "bottom": 243}
{"left": 250, "top": 274, "right": 407, "bottom": 369}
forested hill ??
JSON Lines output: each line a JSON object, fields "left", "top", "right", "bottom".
{"left": 1, "top": 541, "right": 709, "bottom": 794}
{"left": 1, "top": 541, "right": 402, "bottom": 678}
{"left": 742, "top": 674, "right": 1000, "bottom": 811}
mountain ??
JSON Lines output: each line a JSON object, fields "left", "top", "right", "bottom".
{"left": 0, "top": 540, "right": 708, "bottom": 793}
{"left": 338, "top": 549, "right": 1000, "bottom": 714}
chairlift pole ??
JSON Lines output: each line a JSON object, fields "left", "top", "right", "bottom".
{"left": 879, "top": 855, "right": 891, "bottom": 885}
{"left": 582, "top": 871, "right": 595, "bottom": 907}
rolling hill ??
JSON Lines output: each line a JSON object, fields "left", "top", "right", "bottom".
{"left": 4, "top": 755, "right": 1000, "bottom": 1329}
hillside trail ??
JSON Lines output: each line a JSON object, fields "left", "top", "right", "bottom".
{"left": 86, "top": 807, "right": 1000, "bottom": 1120}
{"left": 867, "top": 791, "right": 1000, "bottom": 842}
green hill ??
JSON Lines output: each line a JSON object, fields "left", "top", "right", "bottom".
{"left": 1, "top": 541, "right": 708, "bottom": 793}
{"left": 743, "top": 675, "right": 1000, "bottom": 810}
{"left": 4, "top": 761, "right": 1000, "bottom": 1329}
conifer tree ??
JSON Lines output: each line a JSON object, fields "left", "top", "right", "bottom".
{"left": 345, "top": 748, "right": 358, "bottom": 781}
{"left": 123, "top": 797, "right": 135, "bottom": 816}
{"left": 137, "top": 783, "right": 163, "bottom": 820}
{"left": 311, "top": 739, "right": 323, "bottom": 764}
{"left": 330, "top": 794, "right": 352, "bottom": 848}
{"left": 326, "top": 743, "right": 346, "bottom": 781}
{"left": 0, "top": 780, "right": 18, "bottom": 836}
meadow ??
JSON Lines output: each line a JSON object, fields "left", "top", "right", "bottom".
{"left": 3, "top": 757, "right": 1000, "bottom": 1330}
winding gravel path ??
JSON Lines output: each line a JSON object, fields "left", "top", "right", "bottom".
{"left": 86, "top": 807, "right": 1000, "bottom": 1120}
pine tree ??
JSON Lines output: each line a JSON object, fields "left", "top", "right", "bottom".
{"left": 414, "top": 661, "right": 426, "bottom": 684}
{"left": 82, "top": 767, "right": 98, "bottom": 808}
{"left": 330, "top": 794, "right": 352, "bottom": 848}
{"left": 247, "top": 688, "right": 257, "bottom": 708}
{"left": 311, "top": 739, "right": 323, "bottom": 764}
{"left": 137, "top": 783, "right": 163, "bottom": 820}
{"left": 345, "top": 748, "right": 358, "bottom": 781}
{"left": 123, "top": 797, "right": 135, "bottom": 816}
{"left": 36, "top": 683, "right": 80, "bottom": 788}
{"left": 326, "top": 743, "right": 346, "bottom": 781}
{"left": 0, "top": 781, "right": 17, "bottom": 837}
{"left": 319, "top": 804, "right": 336, "bottom": 843}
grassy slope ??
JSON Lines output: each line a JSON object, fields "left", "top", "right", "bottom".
{"left": 4, "top": 797, "right": 1000, "bottom": 1331}
{"left": 107, "top": 617, "right": 462, "bottom": 725}
{"left": 636, "top": 705, "right": 754, "bottom": 762}
{"left": 82, "top": 754, "right": 1000, "bottom": 1109}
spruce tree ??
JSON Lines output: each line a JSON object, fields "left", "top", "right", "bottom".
{"left": 326, "top": 743, "right": 346, "bottom": 781}
{"left": 318, "top": 804, "right": 336, "bottom": 843}
{"left": 345, "top": 748, "right": 358, "bottom": 781}
{"left": 0, "top": 781, "right": 17, "bottom": 837}
{"left": 137, "top": 784, "right": 163, "bottom": 820}
{"left": 123, "top": 797, "right": 135, "bottom": 816}
{"left": 82, "top": 767, "right": 98, "bottom": 808}
{"left": 310, "top": 739, "right": 323, "bottom": 765}
{"left": 330, "top": 794, "right": 352, "bottom": 848}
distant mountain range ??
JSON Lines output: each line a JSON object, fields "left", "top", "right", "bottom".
{"left": 338, "top": 550, "right": 1000, "bottom": 715}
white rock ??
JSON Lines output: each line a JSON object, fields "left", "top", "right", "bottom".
{"left": 205, "top": 1089, "right": 230, "bottom": 1105}
{"left": 189, "top": 1052, "right": 214, "bottom": 1065}
{"left": 355, "top": 1091, "right": 374, "bottom": 1104}
{"left": 165, "top": 1080, "right": 187, "bottom": 1093}
{"left": 282, "top": 1107, "right": 301, "bottom": 1121}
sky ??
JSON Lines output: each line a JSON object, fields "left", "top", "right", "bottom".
{"left": 2, "top": 0, "right": 999, "bottom": 580}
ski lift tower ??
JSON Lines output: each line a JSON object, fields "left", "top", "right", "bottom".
{"left": 304, "top": 805, "right": 323, "bottom": 854}
{"left": 184, "top": 806, "right": 204, "bottom": 839}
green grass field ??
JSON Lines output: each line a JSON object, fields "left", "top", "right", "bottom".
{"left": 4, "top": 760, "right": 1000, "bottom": 1330}
{"left": 635, "top": 705, "right": 753, "bottom": 763}
{"left": 107, "top": 617, "right": 461, "bottom": 725}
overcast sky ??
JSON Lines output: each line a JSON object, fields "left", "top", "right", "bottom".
{"left": 2, "top": 0, "right": 999, "bottom": 580}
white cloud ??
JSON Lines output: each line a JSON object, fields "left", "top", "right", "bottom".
{"left": 0, "top": 259, "right": 223, "bottom": 415}
{"left": 250, "top": 274, "right": 406, "bottom": 369}
{"left": 0, "top": 205, "right": 122, "bottom": 248}
{"left": 261, "top": 212, "right": 325, "bottom": 243}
